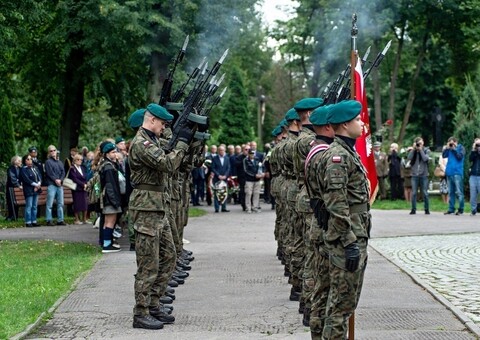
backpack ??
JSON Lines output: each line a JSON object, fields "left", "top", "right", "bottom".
{"left": 87, "top": 161, "right": 107, "bottom": 208}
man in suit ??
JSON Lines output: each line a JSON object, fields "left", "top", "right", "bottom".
{"left": 211, "top": 145, "right": 231, "bottom": 212}
{"left": 250, "top": 141, "right": 264, "bottom": 162}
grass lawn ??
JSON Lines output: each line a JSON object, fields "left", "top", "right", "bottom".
{"left": 188, "top": 207, "right": 208, "bottom": 217}
{"left": 0, "top": 240, "right": 100, "bottom": 339}
{"left": 371, "top": 195, "right": 471, "bottom": 213}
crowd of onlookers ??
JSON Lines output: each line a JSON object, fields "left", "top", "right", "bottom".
{"left": 3, "top": 139, "right": 127, "bottom": 229}
{"left": 376, "top": 136, "right": 480, "bottom": 216}
{"left": 191, "top": 141, "right": 272, "bottom": 214}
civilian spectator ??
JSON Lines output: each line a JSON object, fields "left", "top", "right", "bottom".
{"left": 211, "top": 145, "right": 231, "bottom": 213}
{"left": 64, "top": 147, "right": 78, "bottom": 174}
{"left": 235, "top": 145, "right": 249, "bottom": 211}
{"left": 191, "top": 163, "right": 205, "bottom": 206}
{"left": 388, "top": 143, "right": 402, "bottom": 200}
{"left": 69, "top": 154, "right": 89, "bottom": 224}
{"left": 250, "top": 141, "right": 264, "bottom": 162}
{"left": 28, "top": 146, "right": 45, "bottom": 185}
{"left": 401, "top": 147, "right": 413, "bottom": 203}
{"left": 20, "top": 154, "right": 42, "bottom": 227}
{"left": 5, "top": 155, "right": 23, "bottom": 221}
{"left": 407, "top": 137, "right": 430, "bottom": 215}
{"left": 243, "top": 150, "right": 264, "bottom": 213}
{"left": 45, "top": 145, "right": 66, "bottom": 226}
{"left": 468, "top": 138, "right": 480, "bottom": 215}
{"left": 438, "top": 145, "right": 449, "bottom": 204}
{"left": 443, "top": 136, "right": 465, "bottom": 215}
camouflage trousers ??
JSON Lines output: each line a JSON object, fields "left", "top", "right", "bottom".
{"left": 287, "top": 205, "right": 304, "bottom": 289}
{"left": 321, "top": 238, "right": 368, "bottom": 340}
{"left": 172, "top": 199, "right": 183, "bottom": 256}
{"left": 301, "top": 214, "right": 316, "bottom": 309}
{"left": 132, "top": 210, "right": 177, "bottom": 316}
{"left": 309, "top": 242, "right": 330, "bottom": 338}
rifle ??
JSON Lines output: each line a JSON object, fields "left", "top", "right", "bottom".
{"left": 363, "top": 40, "right": 391, "bottom": 81}
{"left": 171, "top": 57, "right": 206, "bottom": 103}
{"left": 159, "top": 35, "right": 189, "bottom": 107}
{"left": 165, "top": 48, "right": 229, "bottom": 151}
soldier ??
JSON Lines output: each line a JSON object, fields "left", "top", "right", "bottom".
{"left": 315, "top": 100, "right": 371, "bottom": 339}
{"left": 290, "top": 98, "right": 323, "bottom": 322}
{"left": 126, "top": 108, "right": 146, "bottom": 251}
{"left": 277, "top": 108, "right": 304, "bottom": 301}
{"left": 303, "top": 104, "right": 335, "bottom": 337}
{"left": 129, "top": 103, "right": 193, "bottom": 330}
{"left": 268, "top": 124, "right": 286, "bottom": 260}
{"left": 373, "top": 141, "right": 388, "bottom": 199}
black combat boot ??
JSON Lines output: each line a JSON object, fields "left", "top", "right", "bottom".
{"left": 298, "top": 300, "right": 305, "bottom": 314}
{"left": 149, "top": 307, "right": 175, "bottom": 324}
{"left": 289, "top": 287, "right": 301, "bottom": 301}
{"left": 133, "top": 315, "right": 163, "bottom": 329}
{"left": 302, "top": 307, "right": 310, "bottom": 327}
{"left": 159, "top": 295, "right": 173, "bottom": 305}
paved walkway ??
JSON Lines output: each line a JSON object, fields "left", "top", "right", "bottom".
{"left": 2, "top": 205, "right": 480, "bottom": 339}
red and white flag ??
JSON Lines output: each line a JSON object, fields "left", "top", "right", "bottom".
{"left": 354, "top": 56, "right": 378, "bottom": 203}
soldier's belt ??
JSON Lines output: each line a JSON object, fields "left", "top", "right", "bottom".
{"left": 349, "top": 202, "right": 369, "bottom": 214}
{"left": 135, "top": 184, "right": 166, "bottom": 192}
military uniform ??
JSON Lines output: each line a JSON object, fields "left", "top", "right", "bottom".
{"left": 129, "top": 104, "right": 189, "bottom": 324}
{"left": 315, "top": 101, "right": 371, "bottom": 339}
{"left": 374, "top": 142, "right": 389, "bottom": 199}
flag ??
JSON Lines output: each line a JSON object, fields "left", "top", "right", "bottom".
{"left": 354, "top": 56, "right": 378, "bottom": 203}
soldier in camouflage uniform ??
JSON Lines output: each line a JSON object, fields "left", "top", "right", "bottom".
{"left": 129, "top": 103, "right": 194, "bottom": 330}
{"left": 290, "top": 98, "right": 324, "bottom": 322}
{"left": 278, "top": 108, "right": 304, "bottom": 301}
{"left": 268, "top": 124, "right": 287, "bottom": 262}
{"left": 303, "top": 105, "right": 335, "bottom": 338}
{"left": 315, "top": 100, "right": 371, "bottom": 339}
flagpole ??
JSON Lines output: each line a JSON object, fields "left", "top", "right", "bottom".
{"left": 350, "top": 13, "right": 358, "bottom": 101}
{"left": 349, "top": 14, "right": 357, "bottom": 340}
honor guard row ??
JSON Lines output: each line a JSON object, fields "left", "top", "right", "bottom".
{"left": 269, "top": 99, "right": 372, "bottom": 339}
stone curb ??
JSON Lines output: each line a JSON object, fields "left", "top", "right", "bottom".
{"left": 369, "top": 243, "right": 480, "bottom": 338}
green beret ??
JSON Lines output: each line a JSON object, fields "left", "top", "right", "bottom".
{"left": 284, "top": 108, "right": 300, "bottom": 122}
{"left": 128, "top": 109, "right": 145, "bottom": 129}
{"left": 327, "top": 100, "right": 362, "bottom": 124}
{"left": 310, "top": 105, "right": 331, "bottom": 126}
{"left": 279, "top": 118, "right": 288, "bottom": 127}
{"left": 294, "top": 98, "right": 323, "bottom": 111}
{"left": 115, "top": 136, "right": 125, "bottom": 144}
{"left": 271, "top": 126, "right": 282, "bottom": 137}
{"left": 101, "top": 142, "right": 116, "bottom": 154}
{"left": 146, "top": 103, "right": 173, "bottom": 121}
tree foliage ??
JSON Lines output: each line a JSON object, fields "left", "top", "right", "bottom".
{"left": 0, "top": 98, "right": 16, "bottom": 165}
{"left": 217, "top": 65, "right": 253, "bottom": 145}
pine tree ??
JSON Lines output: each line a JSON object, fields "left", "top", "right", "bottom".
{"left": 217, "top": 65, "right": 254, "bottom": 145}
{"left": 0, "top": 97, "right": 16, "bottom": 165}
{"left": 453, "top": 74, "right": 480, "bottom": 182}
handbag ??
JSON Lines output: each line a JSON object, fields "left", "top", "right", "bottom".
{"left": 434, "top": 165, "right": 445, "bottom": 178}
{"left": 63, "top": 169, "right": 78, "bottom": 190}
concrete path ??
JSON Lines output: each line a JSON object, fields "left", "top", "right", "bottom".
{"left": 2, "top": 205, "right": 479, "bottom": 339}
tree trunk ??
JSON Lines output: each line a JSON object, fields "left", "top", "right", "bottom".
{"left": 397, "top": 32, "right": 429, "bottom": 145}
{"left": 149, "top": 51, "right": 170, "bottom": 103}
{"left": 59, "top": 47, "right": 84, "bottom": 161}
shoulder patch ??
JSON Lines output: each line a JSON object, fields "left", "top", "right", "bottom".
{"left": 332, "top": 155, "right": 342, "bottom": 163}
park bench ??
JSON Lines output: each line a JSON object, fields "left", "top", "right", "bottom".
{"left": 11, "top": 186, "right": 73, "bottom": 218}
